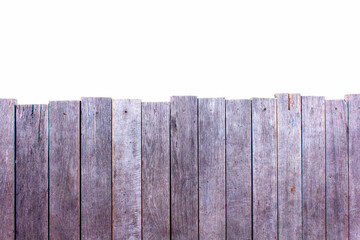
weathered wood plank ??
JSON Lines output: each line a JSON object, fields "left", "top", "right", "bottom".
{"left": 49, "top": 101, "right": 80, "bottom": 240}
{"left": 349, "top": 94, "right": 360, "bottom": 239}
{"left": 302, "top": 96, "right": 326, "bottom": 240}
{"left": 252, "top": 98, "right": 277, "bottom": 240}
{"left": 276, "top": 94, "right": 302, "bottom": 240}
{"left": 112, "top": 99, "right": 141, "bottom": 240}
{"left": 142, "top": 102, "right": 170, "bottom": 240}
{"left": 15, "top": 104, "right": 48, "bottom": 240}
{"left": 198, "top": 98, "right": 226, "bottom": 239}
{"left": 325, "top": 100, "right": 349, "bottom": 240}
{"left": 170, "top": 96, "right": 198, "bottom": 240}
{"left": 0, "top": 99, "right": 15, "bottom": 239}
{"left": 81, "top": 98, "right": 112, "bottom": 240}
{"left": 226, "top": 99, "right": 252, "bottom": 240}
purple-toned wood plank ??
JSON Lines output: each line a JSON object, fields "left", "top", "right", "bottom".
{"left": 0, "top": 99, "right": 15, "bottom": 239}
{"left": 81, "top": 98, "right": 112, "bottom": 240}
{"left": 112, "top": 99, "right": 141, "bottom": 240}
{"left": 252, "top": 98, "right": 277, "bottom": 240}
{"left": 276, "top": 94, "right": 302, "bottom": 239}
{"left": 16, "top": 105, "right": 48, "bottom": 240}
{"left": 226, "top": 99, "right": 252, "bottom": 240}
{"left": 326, "top": 100, "right": 349, "bottom": 240}
{"left": 302, "top": 96, "right": 326, "bottom": 240}
{"left": 198, "top": 98, "right": 226, "bottom": 239}
{"left": 142, "top": 102, "right": 170, "bottom": 240}
{"left": 170, "top": 96, "right": 198, "bottom": 240}
{"left": 49, "top": 101, "right": 80, "bottom": 240}
{"left": 349, "top": 94, "right": 360, "bottom": 239}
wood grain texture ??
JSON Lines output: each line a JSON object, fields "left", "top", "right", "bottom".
{"left": 198, "top": 98, "right": 226, "bottom": 240}
{"left": 81, "top": 98, "right": 112, "bottom": 240}
{"left": 252, "top": 98, "right": 277, "bottom": 240}
{"left": 276, "top": 94, "right": 302, "bottom": 240}
{"left": 325, "top": 100, "right": 349, "bottom": 240}
{"left": 0, "top": 99, "right": 15, "bottom": 239}
{"left": 349, "top": 94, "right": 360, "bottom": 239}
{"left": 112, "top": 99, "right": 141, "bottom": 240}
{"left": 226, "top": 99, "right": 252, "bottom": 240}
{"left": 170, "top": 96, "right": 198, "bottom": 240}
{"left": 49, "top": 101, "right": 80, "bottom": 240}
{"left": 15, "top": 105, "right": 48, "bottom": 240}
{"left": 302, "top": 96, "right": 326, "bottom": 240}
{"left": 142, "top": 102, "right": 170, "bottom": 240}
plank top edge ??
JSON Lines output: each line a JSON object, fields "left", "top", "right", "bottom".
{"left": 112, "top": 99, "right": 141, "bottom": 102}
{"left": 49, "top": 100, "right": 80, "bottom": 104}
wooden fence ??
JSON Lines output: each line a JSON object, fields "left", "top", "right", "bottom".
{"left": 0, "top": 94, "right": 359, "bottom": 240}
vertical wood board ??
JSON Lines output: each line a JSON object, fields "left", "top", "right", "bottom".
{"left": 16, "top": 105, "right": 49, "bottom": 240}
{"left": 226, "top": 99, "right": 252, "bottom": 240}
{"left": 0, "top": 99, "right": 15, "bottom": 239}
{"left": 142, "top": 102, "right": 170, "bottom": 240}
{"left": 170, "top": 96, "right": 198, "bottom": 240}
{"left": 49, "top": 101, "right": 80, "bottom": 240}
{"left": 112, "top": 99, "right": 142, "bottom": 240}
{"left": 302, "top": 96, "right": 326, "bottom": 240}
{"left": 252, "top": 98, "right": 277, "bottom": 240}
{"left": 276, "top": 94, "right": 302, "bottom": 240}
{"left": 81, "top": 98, "right": 112, "bottom": 240}
{"left": 198, "top": 98, "right": 226, "bottom": 240}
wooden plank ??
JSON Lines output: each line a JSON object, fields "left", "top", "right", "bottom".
{"left": 225, "top": 99, "right": 252, "bottom": 240}
{"left": 302, "top": 96, "right": 326, "bottom": 240}
{"left": 81, "top": 98, "right": 112, "bottom": 240}
{"left": 198, "top": 98, "right": 226, "bottom": 239}
{"left": 325, "top": 100, "right": 349, "bottom": 240}
{"left": 276, "top": 94, "right": 302, "bottom": 239}
{"left": 112, "top": 99, "right": 141, "bottom": 240}
{"left": 142, "top": 102, "right": 170, "bottom": 240}
{"left": 15, "top": 104, "right": 48, "bottom": 240}
{"left": 349, "top": 94, "right": 360, "bottom": 239}
{"left": 49, "top": 101, "right": 80, "bottom": 240}
{"left": 170, "top": 96, "right": 198, "bottom": 240}
{"left": 252, "top": 98, "right": 277, "bottom": 240}
{"left": 0, "top": 99, "right": 15, "bottom": 239}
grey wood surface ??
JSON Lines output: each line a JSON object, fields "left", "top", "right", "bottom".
{"left": 252, "top": 98, "right": 277, "bottom": 240}
{"left": 0, "top": 99, "right": 15, "bottom": 239}
{"left": 325, "top": 100, "right": 349, "bottom": 240}
{"left": 302, "top": 96, "right": 326, "bottom": 240}
{"left": 81, "top": 98, "right": 112, "bottom": 240}
{"left": 170, "top": 96, "right": 198, "bottom": 240}
{"left": 276, "top": 94, "right": 302, "bottom": 240}
{"left": 15, "top": 105, "right": 48, "bottom": 240}
{"left": 225, "top": 99, "right": 252, "bottom": 240}
{"left": 198, "top": 98, "right": 226, "bottom": 239}
{"left": 112, "top": 99, "right": 141, "bottom": 240}
{"left": 142, "top": 102, "right": 170, "bottom": 240}
{"left": 349, "top": 94, "right": 360, "bottom": 239}
{"left": 49, "top": 101, "right": 80, "bottom": 240}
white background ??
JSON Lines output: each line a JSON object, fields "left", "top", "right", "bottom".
{"left": 0, "top": 0, "right": 359, "bottom": 104}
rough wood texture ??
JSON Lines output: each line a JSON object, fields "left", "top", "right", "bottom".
{"left": 198, "top": 98, "right": 226, "bottom": 239}
{"left": 225, "top": 99, "right": 252, "bottom": 240}
{"left": 170, "top": 96, "right": 198, "bottom": 240}
{"left": 49, "top": 101, "right": 80, "bottom": 240}
{"left": 142, "top": 102, "right": 170, "bottom": 240}
{"left": 302, "top": 96, "right": 326, "bottom": 240}
{"left": 81, "top": 98, "right": 112, "bottom": 240}
{"left": 349, "top": 94, "right": 360, "bottom": 239}
{"left": 15, "top": 105, "right": 48, "bottom": 240}
{"left": 276, "top": 94, "right": 302, "bottom": 239}
{"left": 112, "top": 99, "right": 141, "bottom": 240}
{"left": 252, "top": 98, "right": 277, "bottom": 240}
{"left": 0, "top": 99, "right": 15, "bottom": 239}
{"left": 326, "top": 100, "right": 349, "bottom": 240}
